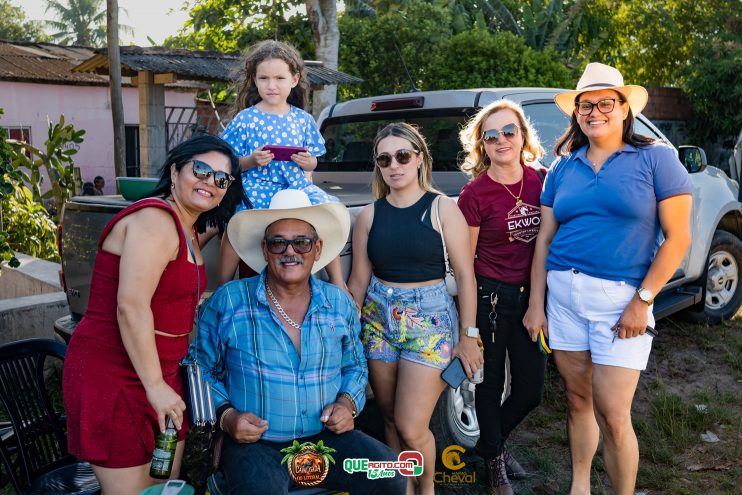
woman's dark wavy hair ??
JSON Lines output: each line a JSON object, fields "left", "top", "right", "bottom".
{"left": 228, "top": 40, "right": 308, "bottom": 118}
{"left": 554, "top": 90, "right": 656, "bottom": 156}
{"left": 146, "top": 134, "right": 249, "bottom": 233}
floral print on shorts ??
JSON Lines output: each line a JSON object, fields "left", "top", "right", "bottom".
{"left": 361, "top": 276, "right": 457, "bottom": 369}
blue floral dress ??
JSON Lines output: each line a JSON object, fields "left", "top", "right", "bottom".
{"left": 220, "top": 105, "right": 338, "bottom": 210}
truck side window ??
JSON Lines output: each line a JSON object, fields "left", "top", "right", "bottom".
{"left": 521, "top": 102, "right": 570, "bottom": 163}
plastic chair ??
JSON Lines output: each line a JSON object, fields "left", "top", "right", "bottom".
{"left": 0, "top": 338, "right": 100, "bottom": 495}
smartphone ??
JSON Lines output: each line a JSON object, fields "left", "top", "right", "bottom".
{"left": 161, "top": 480, "right": 187, "bottom": 495}
{"left": 263, "top": 145, "right": 308, "bottom": 162}
{"left": 441, "top": 357, "right": 467, "bottom": 389}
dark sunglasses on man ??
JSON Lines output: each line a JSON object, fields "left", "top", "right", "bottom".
{"left": 265, "top": 237, "right": 316, "bottom": 255}
{"left": 191, "top": 160, "right": 235, "bottom": 189}
{"left": 482, "top": 123, "right": 520, "bottom": 142}
{"left": 374, "top": 149, "right": 420, "bottom": 168}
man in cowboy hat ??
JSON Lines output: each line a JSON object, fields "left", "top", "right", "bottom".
{"left": 196, "top": 189, "right": 405, "bottom": 494}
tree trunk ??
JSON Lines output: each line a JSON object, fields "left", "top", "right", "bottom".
{"left": 107, "top": 0, "right": 126, "bottom": 185}
{"left": 305, "top": 0, "right": 339, "bottom": 119}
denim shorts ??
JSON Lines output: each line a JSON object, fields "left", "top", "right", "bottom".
{"left": 361, "top": 276, "right": 458, "bottom": 369}
{"left": 546, "top": 269, "right": 655, "bottom": 370}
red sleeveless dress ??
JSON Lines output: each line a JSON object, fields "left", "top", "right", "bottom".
{"left": 63, "top": 199, "right": 206, "bottom": 468}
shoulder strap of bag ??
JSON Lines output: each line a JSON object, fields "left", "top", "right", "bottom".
{"left": 535, "top": 167, "right": 546, "bottom": 184}
{"left": 435, "top": 195, "right": 452, "bottom": 273}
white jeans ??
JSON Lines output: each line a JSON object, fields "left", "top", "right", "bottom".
{"left": 546, "top": 269, "right": 655, "bottom": 370}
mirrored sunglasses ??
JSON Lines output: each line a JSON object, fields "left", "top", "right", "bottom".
{"left": 191, "top": 160, "right": 235, "bottom": 189}
{"left": 374, "top": 149, "right": 420, "bottom": 168}
{"left": 482, "top": 123, "right": 520, "bottom": 142}
{"left": 265, "top": 237, "right": 316, "bottom": 254}
{"left": 575, "top": 98, "right": 624, "bottom": 116}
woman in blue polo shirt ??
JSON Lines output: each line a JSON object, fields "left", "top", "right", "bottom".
{"left": 524, "top": 63, "right": 692, "bottom": 495}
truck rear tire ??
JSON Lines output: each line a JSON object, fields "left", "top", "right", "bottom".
{"left": 687, "top": 230, "right": 742, "bottom": 324}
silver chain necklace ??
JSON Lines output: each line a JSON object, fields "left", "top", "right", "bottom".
{"left": 266, "top": 282, "right": 302, "bottom": 329}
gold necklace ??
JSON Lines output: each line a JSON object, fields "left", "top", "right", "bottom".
{"left": 491, "top": 171, "right": 525, "bottom": 206}
{"left": 167, "top": 197, "right": 196, "bottom": 243}
{"left": 266, "top": 282, "right": 303, "bottom": 329}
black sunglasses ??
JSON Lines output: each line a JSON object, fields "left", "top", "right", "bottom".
{"left": 482, "top": 123, "right": 520, "bottom": 142}
{"left": 575, "top": 98, "right": 624, "bottom": 116}
{"left": 374, "top": 149, "right": 420, "bottom": 168}
{"left": 191, "top": 160, "right": 235, "bottom": 189}
{"left": 265, "top": 237, "right": 316, "bottom": 254}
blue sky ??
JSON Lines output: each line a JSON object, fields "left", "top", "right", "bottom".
{"left": 19, "top": 0, "right": 191, "bottom": 46}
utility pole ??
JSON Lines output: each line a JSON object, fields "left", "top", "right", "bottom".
{"left": 107, "top": 0, "right": 126, "bottom": 184}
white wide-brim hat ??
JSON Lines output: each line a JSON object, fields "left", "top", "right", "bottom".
{"left": 554, "top": 62, "right": 648, "bottom": 116}
{"left": 227, "top": 189, "right": 350, "bottom": 274}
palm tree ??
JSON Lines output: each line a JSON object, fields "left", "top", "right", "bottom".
{"left": 44, "top": 0, "right": 132, "bottom": 46}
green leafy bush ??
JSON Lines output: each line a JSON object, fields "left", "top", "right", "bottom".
{"left": 1, "top": 111, "right": 82, "bottom": 266}
{"left": 426, "top": 29, "right": 574, "bottom": 90}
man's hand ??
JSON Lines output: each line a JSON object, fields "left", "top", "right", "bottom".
{"left": 223, "top": 410, "right": 268, "bottom": 443}
{"left": 320, "top": 402, "right": 354, "bottom": 434}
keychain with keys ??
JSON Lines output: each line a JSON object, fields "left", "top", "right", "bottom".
{"left": 488, "top": 292, "right": 498, "bottom": 342}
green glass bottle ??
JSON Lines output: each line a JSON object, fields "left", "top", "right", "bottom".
{"left": 150, "top": 417, "right": 178, "bottom": 479}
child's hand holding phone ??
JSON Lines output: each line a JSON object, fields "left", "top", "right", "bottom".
{"left": 291, "top": 151, "right": 317, "bottom": 171}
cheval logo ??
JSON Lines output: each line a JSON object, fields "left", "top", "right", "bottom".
{"left": 280, "top": 440, "right": 335, "bottom": 487}
{"left": 441, "top": 445, "right": 466, "bottom": 470}
{"left": 435, "top": 445, "right": 477, "bottom": 485}
{"left": 505, "top": 202, "right": 541, "bottom": 243}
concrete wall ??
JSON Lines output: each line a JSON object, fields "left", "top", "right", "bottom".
{"left": 0, "top": 253, "right": 68, "bottom": 343}
{"left": 0, "top": 81, "right": 196, "bottom": 193}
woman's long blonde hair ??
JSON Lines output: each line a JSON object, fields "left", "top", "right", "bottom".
{"left": 372, "top": 123, "right": 442, "bottom": 199}
{"left": 459, "top": 100, "right": 545, "bottom": 178}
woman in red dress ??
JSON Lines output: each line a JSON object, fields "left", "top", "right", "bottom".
{"left": 63, "top": 135, "right": 247, "bottom": 494}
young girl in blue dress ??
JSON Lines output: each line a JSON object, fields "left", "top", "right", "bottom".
{"left": 219, "top": 40, "right": 345, "bottom": 287}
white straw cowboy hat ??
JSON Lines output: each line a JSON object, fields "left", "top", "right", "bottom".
{"left": 227, "top": 189, "right": 350, "bottom": 274}
{"left": 554, "top": 62, "right": 648, "bottom": 117}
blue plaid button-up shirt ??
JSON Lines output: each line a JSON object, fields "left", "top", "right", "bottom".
{"left": 196, "top": 270, "right": 367, "bottom": 442}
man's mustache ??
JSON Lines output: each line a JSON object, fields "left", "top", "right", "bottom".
{"left": 278, "top": 255, "right": 304, "bottom": 265}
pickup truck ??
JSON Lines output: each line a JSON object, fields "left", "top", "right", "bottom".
{"left": 55, "top": 88, "right": 742, "bottom": 451}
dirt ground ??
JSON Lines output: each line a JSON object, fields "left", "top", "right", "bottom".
{"left": 433, "top": 316, "right": 742, "bottom": 495}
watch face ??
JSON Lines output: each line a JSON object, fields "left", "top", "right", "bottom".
{"left": 466, "top": 327, "right": 479, "bottom": 337}
{"left": 639, "top": 288, "right": 652, "bottom": 302}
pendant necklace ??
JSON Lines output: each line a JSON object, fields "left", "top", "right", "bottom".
{"left": 266, "top": 282, "right": 302, "bottom": 329}
{"left": 492, "top": 171, "right": 525, "bottom": 206}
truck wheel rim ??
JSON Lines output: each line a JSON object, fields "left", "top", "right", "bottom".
{"left": 706, "top": 250, "right": 738, "bottom": 310}
{"left": 448, "top": 383, "right": 479, "bottom": 440}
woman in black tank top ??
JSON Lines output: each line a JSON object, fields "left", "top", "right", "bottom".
{"left": 348, "top": 123, "right": 481, "bottom": 495}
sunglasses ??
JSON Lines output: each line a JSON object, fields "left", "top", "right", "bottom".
{"left": 265, "top": 237, "right": 316, "bottom": 254}
{"left": 374, "top": 149, "right": 420, "bottom": 168}
{"left": 191, "top": 160, "right": 235, "bottom": 189}
{"left": 482, "top": 123, "right": 520, "bottom": 142}
{"left": 575, "top": 98, "right": 624, "bottom": 116}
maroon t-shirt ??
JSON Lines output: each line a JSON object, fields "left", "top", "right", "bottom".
{"left": 458, "top": 165, "right": 545, "bottom": 285}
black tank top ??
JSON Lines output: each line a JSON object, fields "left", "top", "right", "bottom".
{"left": 367, "top": 191, "right": 446, "bottom": 283}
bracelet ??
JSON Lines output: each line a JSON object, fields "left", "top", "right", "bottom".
{"left": 338, "top": 392, "right": 358, "bottom": 418}
{"left": 219, "top": 407, "right": 235, "bottom": 432}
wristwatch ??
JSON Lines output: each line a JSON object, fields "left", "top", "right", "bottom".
{"left": 464, "top": 326, "right": 479, "bottom": 338}
{"left": 636, "top": 287, "right": 654, "bottom": 306}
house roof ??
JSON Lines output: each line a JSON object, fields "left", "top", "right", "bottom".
{"left": 0, "top": 40, "right": 106, "bottom": 85}
{"left": 73, "top": 46, "right": 363, "bottom": 86}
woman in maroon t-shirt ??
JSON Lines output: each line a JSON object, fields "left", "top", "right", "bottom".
{"left": 457, "top": 100, "right": 547, "bottom": 493}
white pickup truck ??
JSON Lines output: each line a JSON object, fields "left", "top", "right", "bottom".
{"left": 56, "top": 88, "right": 742, "bottom": 450}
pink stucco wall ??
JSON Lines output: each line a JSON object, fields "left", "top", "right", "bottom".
{"left": 1, "top": 81, "right": 196, "bottom": 194}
